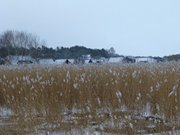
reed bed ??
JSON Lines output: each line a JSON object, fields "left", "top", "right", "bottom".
{"left": 0, "top": 62, "right": 180, "bottom": 134}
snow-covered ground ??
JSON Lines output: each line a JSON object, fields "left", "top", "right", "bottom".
{"left": 0, "top": 105, "right": 179, "bottom": 134}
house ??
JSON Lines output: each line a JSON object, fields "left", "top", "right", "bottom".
{"left": 108, "top": 57, "right": 124, "bottom": 63}
{"left": 94, "top": 57, "right": 108, "bottom": 64}
{"left": 135, "top": 57, "right": 156, "bottom": 63}
{"left": 38, "top": 58, "right": 56, "bottom": 65}
{"left": 122, "top": 56, "right": 136, "bottom": 63}
{"left": 74, "top": 57, "right": 85, "bottom": 64}
{"left": 6, "top": 55, "right": 34, "bottom": 65}
{"left": 153, "top": 57, "right": 165, "bottom": 63}
{"left": 74, "top": 54, "right": 93, "bottom": 64}
{"left": 135, "top": 57, "right": 165, "bottom": 63}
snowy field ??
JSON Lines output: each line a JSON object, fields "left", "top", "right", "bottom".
{"left": 0, "top": 62, "right": 180, "bottom": 134}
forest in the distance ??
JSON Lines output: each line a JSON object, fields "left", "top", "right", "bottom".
{"left": 0, "top": 30, "right": 117, "bottom": 59}
{"left": 0, "top": 30, "right": 179, "bottom": 61}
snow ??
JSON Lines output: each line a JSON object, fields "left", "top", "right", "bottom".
{"left": 0, "top": 108, "right": 12, "bottom": 117}
{"left": 39, "top": 59, "right": 55, "bottom": 65}
{"left": 0, "top": 102, "right": 179, "bottom": 134}
{"left": 108, "top": 57, "right": 123, "bottom": 63}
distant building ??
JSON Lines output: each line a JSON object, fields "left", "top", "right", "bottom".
{"left": 74, "top": 57, "right": 85, "bottom": 64}
{"left": 82, "top": 54, "right": 91, "bottom": 59}
{"left": 135, "top": 57, "right": 156, "bottom": 63}
{"left": 135, "top": 57, "right": 165, "bottom": 63}
{"left": 108, "top": 57, "right": 124, "bottom": 63}
{"left": 6, "top": 55, "right": 34, "bottom": 65}
{"left": 74, "top": 54, "right": 93, "bottom": 64}
{"left": 94, "top": 57, "right": 108, "bottom": 64}
{"left": 38, "top": 58, "right": 55, "bottom": 65}
{"left": 122, "top": 56, "right": 136, "bottom": 63}
{"left": 153, "top": 57, "right": 165, "bottom": 63}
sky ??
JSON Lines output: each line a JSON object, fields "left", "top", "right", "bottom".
{"left": 0, "top": 0, "right": 180, "bottom": 56}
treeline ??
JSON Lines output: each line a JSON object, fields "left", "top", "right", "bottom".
{"left": 164, "top": 54, "right": 180, "bottom": 61}
{"left": 0, "top": 30, "right": 116, "bottom": 59}
{"left": 39, "top": 45, "right": 111, "bottom": 59}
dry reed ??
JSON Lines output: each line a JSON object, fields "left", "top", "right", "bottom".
{"left": 0, "top": 62, "right": 180, "bottom": 134}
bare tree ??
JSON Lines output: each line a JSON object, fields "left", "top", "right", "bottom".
{"left": 0, "top": 30, "right": 45, "bottom": 60}
{"left": 0, "top": 30, "right": 15, "bottom": 56}
{"left": 108, "top": 47, "right": 116, "bottom": 57}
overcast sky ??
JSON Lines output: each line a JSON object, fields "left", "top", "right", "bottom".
{"left": 0, "top": 0, "right": 180, "bottom": 56}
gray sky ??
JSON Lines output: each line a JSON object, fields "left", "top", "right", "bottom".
{"left": 0, "top": 0, "right": 180, "bottom": 56}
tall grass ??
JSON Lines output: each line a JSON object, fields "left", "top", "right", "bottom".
{"left": 0, "top": 62, "right": 180, "bottom": 134}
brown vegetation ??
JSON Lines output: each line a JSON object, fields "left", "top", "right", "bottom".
{"left": 0, "top": 62, "right": 180, "bottom": 134}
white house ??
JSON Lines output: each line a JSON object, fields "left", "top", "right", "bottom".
{"left": 135, "top": 57, "right": 156, "bottom": 63}
{"left": 108, "top": 57, "right": 124, "bottom": 63}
